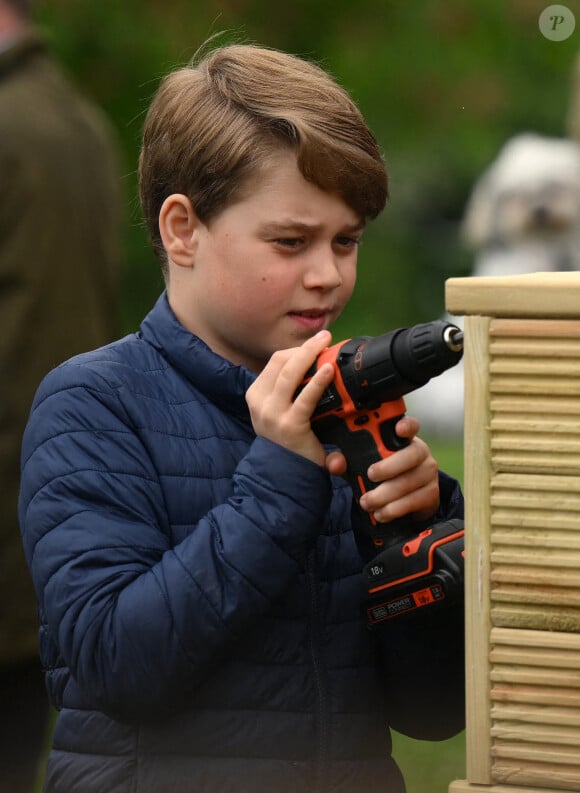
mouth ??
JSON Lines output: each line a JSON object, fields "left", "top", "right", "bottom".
{"left": 288, "top": 309, "right": 330, "bottom": 330}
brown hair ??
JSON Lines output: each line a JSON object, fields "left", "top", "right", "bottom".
{"left": 139, "top": 43, "right": 388, "bottom": 272}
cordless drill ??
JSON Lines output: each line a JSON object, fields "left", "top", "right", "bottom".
{"left": 303, "top": 319, "right": 465, "bottom": 623}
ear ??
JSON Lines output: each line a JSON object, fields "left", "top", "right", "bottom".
{"left": 159, "top": 194, "right": 200, "bottom": 268}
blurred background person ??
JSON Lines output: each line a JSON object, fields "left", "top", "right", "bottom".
{"left": 0, "top": 0, "right": 123, "bottom": 789}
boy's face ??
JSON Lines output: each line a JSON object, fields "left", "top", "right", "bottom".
{"left": 166, "top": 152, "right": 363, "bottom": 372}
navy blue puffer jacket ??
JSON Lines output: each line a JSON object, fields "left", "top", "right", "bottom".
{"left": 19, "top": 293, "right": 465, "bottom": 793}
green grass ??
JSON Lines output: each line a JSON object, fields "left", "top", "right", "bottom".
{"left": 427, "top": 438, "right": 464, "bottom": 486}
{"left": 393, "top": 730, "right": 466, "bottom": 793}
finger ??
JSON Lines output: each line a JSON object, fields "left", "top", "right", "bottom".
{"left": 367, "top": 438, "right": 432, "bottom": 482}
{"left": 291, "top": 361, "right": 335, "bottom": 422}
{"left": 325, "top": 450, "right": 347, "bottom": 477}
{"left": 249, "top": 331, "right": 331, "bottom": 412}
{"left": 246, "top": 347, "right": 296, "bottom": 403}
{"left": 275, "top": 329, "right": 332, "bottom": 399}
{"left": 362, "top": 465, "right": 439, "bottom": 511}
{"left": 368, "top": 480, "right": 440, "bottom": 524}
{"left": 248, "top": 330, "right": 331, "bottom": 397}
{"left": 394, "top": 415, "right": 420, "bottom": 440}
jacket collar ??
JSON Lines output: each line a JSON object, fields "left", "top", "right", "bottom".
{"left": 139, "top": 292, "right": 256, "bottom": 420}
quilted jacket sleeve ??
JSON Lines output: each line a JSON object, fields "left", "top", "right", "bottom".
{"left": 19, "top": 361, "right": 332, "bottom": 721}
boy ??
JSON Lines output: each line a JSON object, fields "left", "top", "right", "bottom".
{"left": 19, "top": 43, "right": 465, "bottom": 793}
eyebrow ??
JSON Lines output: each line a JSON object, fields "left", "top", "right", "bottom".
{"left": 258, "top": 219, "right": 366, "bottom": 236}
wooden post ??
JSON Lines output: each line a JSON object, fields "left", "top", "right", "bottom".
{"left": 447, "top": 273, "right": 580, "bottom": 793}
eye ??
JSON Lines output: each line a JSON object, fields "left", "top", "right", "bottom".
{"left": 334, "top": 235, "right": 362, "bottom": 250}
{"left": 274, "top": 237, "right": 305, "bottom": 250}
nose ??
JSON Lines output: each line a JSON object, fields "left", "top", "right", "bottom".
{"left": 302, "top": 246, "right": 343, "bottom": 290}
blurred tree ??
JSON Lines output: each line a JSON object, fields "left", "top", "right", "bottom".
{"left": 34, "top": 0, "right": 579, "bottom": 338}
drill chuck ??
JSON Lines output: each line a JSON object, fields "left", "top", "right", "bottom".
{"left": 444, "top": 326, "right": 464, "bottom": 352}
{"left": 332, "top": 319, "right": 464, "bottom": 411}
{"left": 387, "top": 320, "right": 463, "bottom": 392}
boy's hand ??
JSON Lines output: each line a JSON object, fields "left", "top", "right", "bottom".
{"left": 246, "top": 330, "right": 336, "bottom": 467}
{"left": 247, "top": 339, "right": 440, "bottom": 522}
{"left": 328, "top": 416, "right": 440, "bottom": 523}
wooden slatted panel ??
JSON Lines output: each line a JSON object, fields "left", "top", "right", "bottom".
{"left": 486, "top": 319, "right": 580, "bottom": 790}
{"left": 489, "top": 320, "right": 580, "bottom": 476}
{"left": 445, "top": 279, "right": 580, "bottom": 793}
{"left": 490, "top": 472, "right": 580, "bottom": 633}
{"left": 488, "top": 320, "right": 580, "bottom": 633}
{"left": 490, "top": 628, "right": 580, "bottom": 791}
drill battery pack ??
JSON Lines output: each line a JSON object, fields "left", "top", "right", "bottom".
{"left": 363, "top": 518, "right": 464, "bottom": 625}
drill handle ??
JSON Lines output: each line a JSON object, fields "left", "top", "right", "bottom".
{"left": 314, "top": 400, "right": 414, "bottom": 547}
{"left": 347, "top": 418, "right": 419, "bottom": 549}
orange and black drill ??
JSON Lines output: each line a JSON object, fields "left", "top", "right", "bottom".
{"left": 304, "top": 319, "right": 465, "bottom": 623}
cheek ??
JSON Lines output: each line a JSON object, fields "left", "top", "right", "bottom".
{"left": 251, "top": 266, "right": 296, "bottom": 299}
{"left": 245, "top": 278, "right": 288, "bottom": 311}
{"left": 341, "top": 262, "right": 358, "bottom": 298}
{"left": 216, "top": 271, "right": 281, "bottom": 319}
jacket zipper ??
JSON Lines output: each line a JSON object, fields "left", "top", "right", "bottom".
{"left": 307, "top": 549, "right": 328, "bottom": 793}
